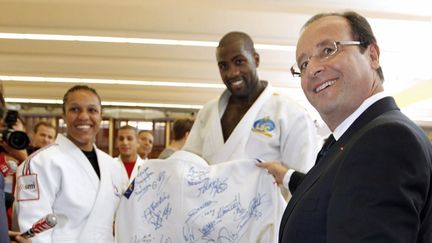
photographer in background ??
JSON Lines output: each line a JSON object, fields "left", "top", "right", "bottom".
{"left": 26, "top": 121, "right": 56, "bottom": 155}
{"left": 0, "top": 81, "right": 30, "bottom": 243}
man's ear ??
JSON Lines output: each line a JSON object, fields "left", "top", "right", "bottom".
{"left": 254, "top": 52, "right": 260, "bottom": 68}
{"left": 368, "top": 43, "right": 380, "bottom": 70}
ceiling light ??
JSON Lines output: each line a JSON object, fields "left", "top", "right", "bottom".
{"left": 0, "top": 33, "right": 295, "bottom": 51}
{"left": 0, "top": 75, "right": 225, "bottom": 89}
{"left": 5, "top": 98, "right": 203, "bottom": 110}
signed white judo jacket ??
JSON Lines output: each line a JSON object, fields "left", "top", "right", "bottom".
{"left": 116, "top": 151, "right": 286, "bottom": 243}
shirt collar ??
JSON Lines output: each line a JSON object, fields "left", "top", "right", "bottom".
{"left": 333, "top": 91, "right": 389, "bottom": 140}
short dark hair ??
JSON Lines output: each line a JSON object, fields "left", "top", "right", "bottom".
{"left": 118, "top": 125, "right": 137, "bottom": 136}
{"left": 34, "top": 121, "right": 57, "bottom": 135}
{"left": 138, "top": 130, "right": 153, "bottom": 136}
{"left": 303, "top": 11, "right": 384, "bottom": 81}
{"left": 218, "top": 31, "right": 256, "bottom": 54}
{"left": 172, "top": 118, "right": 194, "bottom": 140}
{"left": 62, "top": 85, "right": 101, "bottom": 113}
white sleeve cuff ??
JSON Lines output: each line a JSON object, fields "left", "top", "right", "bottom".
{"left": 283, "top": 169, "right": 296, "bottom": 189}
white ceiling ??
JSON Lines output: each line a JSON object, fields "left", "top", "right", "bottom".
{"left": 0, "top": 0, "right": 431, "bottom": 124}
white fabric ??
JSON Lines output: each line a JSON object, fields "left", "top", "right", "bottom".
{"left": 115, "top": 156, "right": 146, "bottom": 182}
{"left": 184, "top": 81, "right": 319, "bottom": 175}
{"left": 116, "top": 150, "right": 286, "bottom": 243}
{"left": 333, "top": 91, "right": 389, "bottom": 139}
{"left": 16, "top": 134, "right": 128, "bottom": 243}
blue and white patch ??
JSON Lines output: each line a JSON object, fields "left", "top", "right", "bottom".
{"left": 252, "top": 116, "right": 275, "bottom": 137}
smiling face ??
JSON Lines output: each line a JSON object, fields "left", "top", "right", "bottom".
{"left": 138, "top": 131, "right": 153, "bottom": 159}
{"left": 117, "top": 127, "right": 139, "bottom": 161}
{"left": 216, "top": 37, "right": 260, "bottom": 99}
{"left": 297, "top": 16, "right": 382, "bottom": 130}
{"left": 63, "top": 89, "right": 101, "bottom": 151}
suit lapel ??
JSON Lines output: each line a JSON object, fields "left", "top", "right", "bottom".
{"left": 280, "top": 97, "right": 400, "bottom": 229}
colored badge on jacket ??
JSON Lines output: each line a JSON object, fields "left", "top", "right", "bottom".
{"left": 16, "top": 174, "right": 40, "bottom": 201}
{"left": 252, "top": 116, "right": 275, "bottom": 137}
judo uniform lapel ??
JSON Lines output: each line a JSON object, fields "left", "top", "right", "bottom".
{"left": 57, "top": 135, "right": 99, "bottom": 192}
{"left": 204, "top": 83, "right": 274, "bottom": 163}
{"left": 79, "top": 149, "right": 120, "bottom": 243}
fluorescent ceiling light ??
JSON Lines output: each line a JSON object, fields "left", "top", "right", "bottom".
{"left": 0, "top": 75, "right": 225, "bottom": 89}
{"left": 5, "top": 98, "right": 203, "bottom": 110}
{"left": 0, "top": 33, "right": 295, "bottom": 51}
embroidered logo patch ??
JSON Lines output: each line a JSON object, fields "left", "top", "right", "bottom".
{"left": 17, "top": 174, "right": 40, "bottom": 201}
{"left": 252, "top": 116, "right": 275, "bottom": 137}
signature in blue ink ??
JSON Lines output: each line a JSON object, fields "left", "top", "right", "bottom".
{"left": 217, "top": 227, "right": 239, "bottom": 243}
{"left": 197, "top": 178, "right": 228, "bottom": 197}
{"left": 160, "top": 235, "right": 173, "bottom": 243}
{"left": 143, "top": 192, "right": 172, "bottom": 230}
{"left": 186, "top": 166, "right": 210, "bottom": 186}
{"left": 152, "top": 171, "right": 170, "bottom": 194}
{"left": 238, "top": 193, "right": 265, "bottom": 229}
{"left": 134, "top": 169, "right": 170, "bottom": 202}
{"left": 182, "top": 193, "right": 268, "bottom": 242}
{"left": 216, "top": 194, "right": 246, "bottom": 220}
{"left": 135, "top": 167, "right": 154, "bottom": 184}
{"left": 186, "top": 200, "right": 217, "bottom": 223}
{"left": 130, "top": 233, "right": 153, "bottom": 243}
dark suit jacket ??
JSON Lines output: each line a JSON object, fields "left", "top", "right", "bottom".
{"left": 279, "top": 97, "right": 432, "bottom": 243}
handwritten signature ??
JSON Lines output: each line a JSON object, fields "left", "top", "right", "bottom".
{"left": 134, "top": 167, "right": 170, "bottom": 201}
{"left": 183, "top": 193, "right": 266, "bottom": 242}
{"left": 187, "top": 166, "right": 228, "bottom": 197}
{"left": 143, "top": 192, "right": 172, "bottom": 230}
{"left": 130, "top": 234, "right": 172, "bottom": 243}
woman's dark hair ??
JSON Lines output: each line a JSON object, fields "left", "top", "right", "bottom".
{"left": 62, "top": 85, "right": 101, "bottom": 113}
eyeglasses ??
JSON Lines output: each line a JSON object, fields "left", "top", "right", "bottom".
{"left": 290, "top": 40, "right": 362, "bottom": 77}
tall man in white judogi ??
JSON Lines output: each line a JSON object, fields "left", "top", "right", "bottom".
{"left": 184, "top": 31, "right": 319, "bottom": 192}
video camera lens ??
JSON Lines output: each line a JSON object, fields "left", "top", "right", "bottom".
{"left": 0, "top": 110, "right": 30, "bottom": 150}
{"left": 1, "top": 129, "right": 30, "bottom": 150}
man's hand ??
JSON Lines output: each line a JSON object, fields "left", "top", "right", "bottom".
{"left": 256, "top": 161, "right": 288, "bottom": 185}
{"left": 9, "top": 231, "right": 31, "bottom": 243}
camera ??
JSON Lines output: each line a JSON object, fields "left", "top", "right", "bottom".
{"left": 0, "top": 110, "right": 30, "bottom": 150}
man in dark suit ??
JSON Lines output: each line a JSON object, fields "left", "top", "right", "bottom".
{"left": 264, "top": 11, "right": 432, "bottom": 243}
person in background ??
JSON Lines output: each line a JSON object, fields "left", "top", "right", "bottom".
{"left": 115, "top": 125, "right": 144, "bottom": 181}
{"left": 31, "top": 121, "right": 56, "bottom": 149}
{"left": 0, "top": 81, "right": 29, "bottom": 242}
{"left": 27, "top": 121, "right": 56, "bottom": 154}
{"left": 137, "top": 130, "right": 153, "bottom": 160}
{"left": 158, "top": 118, "right": 194, "bottom": 159}
{"left": 15, "top": 85, "right": 127, "bottom": 243}
{"left": 183, "top": 31, "right": 319, "bottom": 197}
{"left": 273, "top": 11, "right": 432, "bottom": 243}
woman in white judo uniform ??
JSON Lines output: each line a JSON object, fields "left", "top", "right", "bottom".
{"left": 15, "top": 85, "right": 128, "bottom": 243}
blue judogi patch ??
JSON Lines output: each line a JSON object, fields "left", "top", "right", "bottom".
{"left": 252, "top": 116, "right": 275, "bottom": 137}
